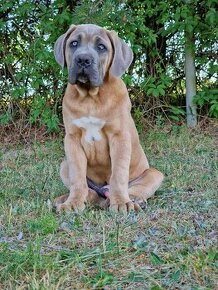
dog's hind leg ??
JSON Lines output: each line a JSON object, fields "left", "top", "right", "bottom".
{"left": 128, "top": 168, "right": 164, "bottom": 206}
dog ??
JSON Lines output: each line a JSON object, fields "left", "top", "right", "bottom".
{"left": 53, "top": 24, "right": 164, "bottom": 213}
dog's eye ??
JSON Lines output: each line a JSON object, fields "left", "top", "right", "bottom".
{"left": 97, "top": 44, "right": 106, "bottom": 51}
{"left": 70, "top": 41, "right": 78, "bottom": 47}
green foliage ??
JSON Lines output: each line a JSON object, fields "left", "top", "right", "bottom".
{"left": 0, "top": 0, "right": 217, "bottom": 132}
{"left": 0, "top": 111, "right": 12, "bottom": 125}
{"left": 30, "top": 96, "right": 60, "bottom": 132}
{"left": 27, "top": 214, "right": 58, "bottom": 235}
{"left": 141, "top": 75, "right": 172, "bottom": 98}
{"left": 149, "top": 252, "right": 165, "bottom": 265}
{"left": 168, "top": 105, "right": 186, "bottom": 121}
{"left": 132, "top": 107, "right": 144, "bottom": 134}
{"left": 194, "top": 88, "right": 218, "bottom": 118}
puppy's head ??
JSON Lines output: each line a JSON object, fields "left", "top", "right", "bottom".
{"left": 54, "top": 24, "right": 133, "bottom": 87}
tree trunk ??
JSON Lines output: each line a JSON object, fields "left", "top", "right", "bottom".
{"left": 184, "top": 5, "right": 197, "bottom": 127}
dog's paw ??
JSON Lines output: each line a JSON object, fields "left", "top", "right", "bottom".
{"left": 109, "top": 201, "right": 141, "bottom": 214}
{"left": 54, "top": 194, "right": 69, "bottom": 207}
{"left": 54, "top": 196, "right": 86, "bottom": 213}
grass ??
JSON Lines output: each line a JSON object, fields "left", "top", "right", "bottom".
{"left": 0, "top": 125, "right": 217, "bottom": 289}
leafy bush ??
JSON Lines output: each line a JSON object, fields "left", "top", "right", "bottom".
{"left": 194, "top": 88, "right": 218, "bottom": 118}
{"left": 0, "top": 0, "right": 217, "bottom": 132}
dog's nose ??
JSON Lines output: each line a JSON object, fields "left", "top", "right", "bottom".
{"left": 76, "top": 55, "right": 93, "bottom": 68}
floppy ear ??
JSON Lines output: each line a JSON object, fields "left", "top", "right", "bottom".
{"left": 107, "top": 30, "right": 133, "bottom": 77}
{"left": 54, "top": 25, "right": 76, "bottom": 68}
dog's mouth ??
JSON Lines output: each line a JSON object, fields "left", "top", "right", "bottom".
{"left": 76, "top": 73, "right": 90, "bottom": 85}
{"left": 76, "top": 73, "right": 102, "bottom": 88}
{"left": 69, "top": 67, "right": 103, "bottom": 88}
{"left": 76, "top": 75, "right": 93, "bottom": 90}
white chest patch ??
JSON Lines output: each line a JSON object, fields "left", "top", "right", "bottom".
{"left": 72, "top": 116, "right": 106, "bottom": 143}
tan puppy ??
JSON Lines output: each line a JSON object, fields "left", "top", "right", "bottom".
{"left": 54, "top": 24, "right": 164, "bottom": 213}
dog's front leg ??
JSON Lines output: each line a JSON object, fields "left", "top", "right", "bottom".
{"left": 108, "top": 132, "right": 134, "bottom": 213}
{"left": 56, "top": 133, "right": 88, "bottom": 213}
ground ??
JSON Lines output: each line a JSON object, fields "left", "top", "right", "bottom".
{"left": 0, "top": 125, "right": 217, "bottom": 289}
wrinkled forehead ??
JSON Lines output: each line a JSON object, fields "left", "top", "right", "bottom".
{"left": 68, "top": 24, "right": 111, "bottom": 44}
